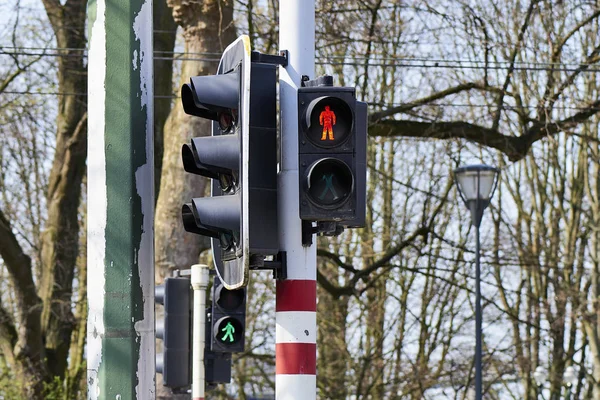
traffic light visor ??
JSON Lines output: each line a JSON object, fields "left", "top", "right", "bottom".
{"left": 181, "top": 71, "right": 240, "bottom": 121}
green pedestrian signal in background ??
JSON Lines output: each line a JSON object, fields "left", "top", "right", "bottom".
{"left": 221, "top": 322, "right": 235, "bottom": 342}
{"left": 217, "top": 317, "right": 243, "bottom": 344}
{"left": 211, "top": 276, "right": 246, "bottom": 352}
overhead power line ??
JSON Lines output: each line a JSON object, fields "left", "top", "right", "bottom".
{"left": 370, "top": 102, "right": 600, "bottom": 112}
{"left": 2, "top": 46, "right": 600, "bottom": 70}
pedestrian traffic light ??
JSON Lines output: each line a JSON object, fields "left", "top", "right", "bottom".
{"left": 210, "top": 276, "right": 246, "bottom": 353}
{"left": 155, "top": 277, "right": 191, "bottom": 390}
{"left": 180, "top": 35, "right": 279, "bottom": 290}
{"left": 298, "top": 78, "right": 368, "bottom": 226}
{"left": 205, "top": 307, "right": 232, "bottom": 388}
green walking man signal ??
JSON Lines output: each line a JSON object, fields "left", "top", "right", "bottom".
{"left": 221, "top": 322, "right": 236, "bottom": 343}
{"left": 214, "top": 315, "right": 244, "bottom": 347}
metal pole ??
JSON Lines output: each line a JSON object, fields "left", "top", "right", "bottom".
{"left": 538, "top": 386, "right": 546, "bottom": 400}
{"left": 87, "top": 0, "right": 154, "bottom": 398}
{"left": 475, "top": 222, "right": 482, "bottom": 400}
{"left": 191, "top": 264, "right": 210, "bottom": 400}
{"left": 277, "top": 1, "right": 317, "bottom": 399}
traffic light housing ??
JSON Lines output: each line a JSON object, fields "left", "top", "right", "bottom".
{"left": 210, "top": 276, "right": 246, "bottom": 353}
{"left": 205, "top": 307, "right": 232, "bottom": 388}
{"left": 155, "top": 277, "right": 191, "bottom": 390}
{"left": 181, "top": 35, "right": 279, "bottom": 290}
{"left": 298, "top": 79, "right": 368, "bottom": 226}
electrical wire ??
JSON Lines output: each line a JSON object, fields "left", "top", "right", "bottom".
{"left": 2, "top": 46, "right": 600, "bottom": 70}
{"left": 370, "top": 102, "right": 600, "bottom": 112}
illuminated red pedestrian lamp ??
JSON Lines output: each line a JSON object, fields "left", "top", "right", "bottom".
{"left": 454, "top": 164, "right": 499, "bottom": 400}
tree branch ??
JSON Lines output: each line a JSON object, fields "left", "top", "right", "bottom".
{"left": 0, "top": 208, "right": 43, "bottom": 362}
{"left": 369, "top": 82, "right": 482, "bottom": 122}
{"left": 0, "top": 47, "right": 46, "bottom": 94}
{"left": 317, "top": 226, "right": 429, "bottom": 298}
{"left": 369, "top": 119, "right": 530, "bottom": 161}
{"left": 369, "top": 96, "right": 600, "bottom": 162}
{"left": 40, "top": 0, "right": 63, "bottom": 36}
{"left": 492, "top": 0, "right": 539, "bottom": 131}
{"left": 0, "top": 297, "right": 17, "bottom": 366}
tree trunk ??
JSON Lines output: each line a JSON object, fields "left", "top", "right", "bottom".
{"left": 317, "top": 252, "right": 350, "bottom": 399}
{"left": 39, "top": 0, "right": 88, "bottom": 384}
{"left": 154, "top": 0, "right": 178, "bottom": 201}
{"left": 155, "top": 0, "right": 236, "bottom": 282}
{"left": 154, "top": 1, "right": 236, "bottom": 398}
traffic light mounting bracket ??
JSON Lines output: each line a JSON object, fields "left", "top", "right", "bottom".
{"left": 301, "top": 221, "right": 345, "bottom": 247}
{"left": 249, "top": 250, "right": 287, "bottom": 280}
{"left": 300, "top": 74, "right": 333, "bottom": 88}
{"left": 251, "top": 49, "right": 288, "bottom": 67}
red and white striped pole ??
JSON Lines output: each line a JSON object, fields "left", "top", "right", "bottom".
{"left": 277, "top": 1, "right": 317, "bottom": 399}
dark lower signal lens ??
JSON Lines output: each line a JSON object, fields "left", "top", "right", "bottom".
{"left": 306, "top": 158, "right": 353, "bottom": 207}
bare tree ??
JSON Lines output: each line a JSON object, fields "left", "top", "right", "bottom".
{"left": 0, "top": 0, "right": 87, "bottom": 397}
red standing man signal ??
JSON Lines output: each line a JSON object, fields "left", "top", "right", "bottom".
{"left": 319, "top": 105, "right": 336, "bottom": 141}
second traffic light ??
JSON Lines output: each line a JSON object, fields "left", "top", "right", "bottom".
{"left": 155, "top": 277, "right": 191, "bottom": 390}
{"left": 298, "top": 78, "right": 368, "bottom": 226}
{"left": 211, "top": 276, "right": 246, "bottom": 353}
{"left": 180, "top": 35, "right": 278, "bottom": 290}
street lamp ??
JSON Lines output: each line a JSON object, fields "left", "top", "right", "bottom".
{"left": 533, "top": 365, "right": 578, "bottom": 400}
{"left": 564, "top": 366, "right": 577, "bottom": 400}
{"left": 534, "top": 366, "right": 548, "bottom": 399}
{"left": 454, "top": 164, "right": 500, "bottom": 400}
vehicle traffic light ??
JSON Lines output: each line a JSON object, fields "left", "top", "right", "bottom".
{"left": 155, "top": 277, "right": 191, "bottom": 390}
{"left": 180, "top": 35, "right": 279, "bottom": 290}
{"left": 210, "top": 276, "right": 246, "bottom": 353}
{"left": 298, "top": 78, "right": 368, "bottom": 226}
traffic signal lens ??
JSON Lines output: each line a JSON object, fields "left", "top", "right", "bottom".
{"left": 219, "top": 173, "right": 234, "bottom": 192}
{"left": 218, "top": 112, "right": 234, "bottom": 132}
{"left": 306, "top": 158, "right": 353, "bottom": 207}
{"left": 305, "top": 97, "right": 352, "bottom": 148}
{"left": 214, "top": 316, "right": 244, "bottom": 344}
{"left": 216, "top": 287, "right": 245, "bottom": 310}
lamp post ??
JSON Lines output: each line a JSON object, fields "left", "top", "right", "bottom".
{"left": 454, "top": 164, "right": 500, "bottom": 400}
{"left": 534, "top": 366, "right": 548, "bottom": 400}
{"left": 533, "top": 365, "right": 578, "bottom": 399}
{"left": 564, "top": 366, "right": 577, "bottom": 400}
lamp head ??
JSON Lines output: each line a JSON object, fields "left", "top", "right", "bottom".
{"left": 454, "top": 164, "right": 499, "bottom": 202}
{"left": 534, "top": 366, "right": 547, "bottom": 387}
{"left": 454, "top": 164, "right": 500, "bottom": 227}
{"left": 564, "top": 366, "right": 577, "bottom": 387}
